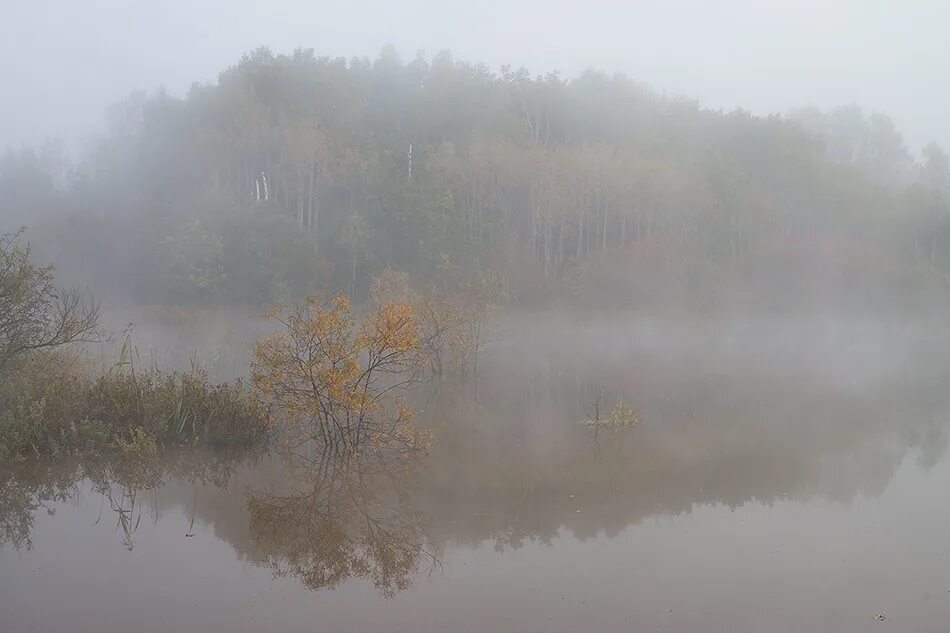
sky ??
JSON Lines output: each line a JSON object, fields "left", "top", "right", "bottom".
{"left": 1, "top": 0, "right": 947, "bottom": 156}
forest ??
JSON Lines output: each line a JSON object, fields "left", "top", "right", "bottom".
{"left": 3, "top": 46, "right": 949, "bottom": 311}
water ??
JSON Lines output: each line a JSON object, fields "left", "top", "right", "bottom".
{"left": 3, "top": 313, "right": 950, "bottom": 632}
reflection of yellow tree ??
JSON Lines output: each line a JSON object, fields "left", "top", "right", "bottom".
{"left": 246, "top": 452, "right": 438, "bottom": 597}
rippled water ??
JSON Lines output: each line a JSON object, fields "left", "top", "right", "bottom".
{"left": 3, "top": 313, "right": 950, "bottom": 632}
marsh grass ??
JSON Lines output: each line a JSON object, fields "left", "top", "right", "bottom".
{"left": 0, "top": 347, "right": 271, "bottom": 462}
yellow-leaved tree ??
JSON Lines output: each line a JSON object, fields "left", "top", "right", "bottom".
{"left": 369, "top": 267, "right": 505, "bottom": 386}
{"left": 252, "top": 295, "right": 429, "bottom": 452}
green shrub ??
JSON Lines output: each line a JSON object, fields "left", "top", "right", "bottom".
{"left": 0, "top": 352, "right": 272, "bottom": 462}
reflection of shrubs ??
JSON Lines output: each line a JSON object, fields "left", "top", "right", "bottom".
{"left": 247, "top": 452, "right": 436, "bottom": 597}
{"left": 0, "top": 445, "right": 266, "bottom": 550}
{"left": 0, "top": 352, "right": 271, "bottom": 462}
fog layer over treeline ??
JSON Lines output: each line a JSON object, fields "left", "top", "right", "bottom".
{"left": 3, "top": 47, "right": 949, "bottom": 310}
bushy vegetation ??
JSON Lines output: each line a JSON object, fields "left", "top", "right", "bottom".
{"left": 4, "top": 48, "right": 948, "bottom": 309}
{"left": 252, "top": 295, "right": 429, "bottom": 452}
{"left": 369, "top": 268, "right": 502, "bottom": 379}
{"left": 160, "top": 206, "right": 327, "bottom": 304}
{"left": 0, "top": 352, "right": 270, "bottom": 462}
{"left": 0, "top": 234, "right": 271, "bottom": 461}
{"left": 0, "top": 229, "right": 99, "bottom": 370}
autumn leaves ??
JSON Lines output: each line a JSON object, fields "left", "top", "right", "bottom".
{"left": 252, "top": 295, "right": 431, "bottom": 452}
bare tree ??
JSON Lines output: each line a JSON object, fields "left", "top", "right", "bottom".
{"left": 0, "top": 229, "right": 100, "bottom": 370}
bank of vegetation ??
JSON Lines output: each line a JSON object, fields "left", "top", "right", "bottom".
{"left": 0, "top": 355, "right": 269, "bottom": 462}
{"left": 1, "top": 229, "right": 496, "bottom": 461}
{"left": 2, "top": 48, "right": 948, "bottom": 311}
{"left": 5, "top": 46, "right": 950, "bottom": 459}
{"left": 0, "top": 231, "right": 271, "bottom": 461}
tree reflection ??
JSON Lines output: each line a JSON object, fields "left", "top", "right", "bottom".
{"left": 0, "top": 461, "right": 80, "bottom": 549}
{"left": 0, "top": 446, "right": 263, "bottom": 551}
{"left": 246, "top": 449, "right": 439, "bottom": 597}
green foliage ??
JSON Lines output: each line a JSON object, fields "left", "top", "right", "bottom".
{"left": 163, "top": 219, "right": 226, "bottom": 298}
{"left": 161, "top": 205, "right": 326, "bottom": 304}
{"left": 4, "top": 49, "right": 950, "bottom": 307}
{"left": 0, "top": 351, "right": 271, "bottom": 462}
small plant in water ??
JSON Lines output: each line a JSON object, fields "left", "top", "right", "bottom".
{"left": 582, "top": 395, "right": 639, "bottom": 445}
{"left": 603, "top": 398, "right": 638, "bottom": 431}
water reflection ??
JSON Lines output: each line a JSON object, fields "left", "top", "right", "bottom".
{"left": 247, "top": 450, "right": 439, "bottom": 597}
{"left": 0, "top": 461, "right": 81, "bottom": 550}
{"left": 0, "top": 447, "right": 264, "bottom": 551}
{"left": 4, "top": 316, "right": 950, "bottom": 632}
{"left": 3, "top": 376, "right": 949, "bottom": 576}
{"left": 96, "top": 485, "right": 145, "bottom": 551}
{"left": 3, "top": 316, "right": 950, "bottom": 601}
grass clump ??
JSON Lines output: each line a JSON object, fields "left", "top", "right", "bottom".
{"left": 0, "top": 233, "right": 271, "bottom": 462}
{"left": 0, "top": 351, "right": 271, "bottom": 462}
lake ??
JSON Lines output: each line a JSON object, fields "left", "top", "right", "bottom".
{"left": 3, "top": 312, "right": 950, "bottom": 632}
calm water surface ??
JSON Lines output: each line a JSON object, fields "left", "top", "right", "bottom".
{"left": 3, "top": 314, "right": 950, "bottom": 632}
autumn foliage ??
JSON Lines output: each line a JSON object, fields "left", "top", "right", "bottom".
{"left": 370, "top": 268, "right": 502, "bottom": 380}
{"left": 252, "top": 295, "right": 429, "bottom": 451}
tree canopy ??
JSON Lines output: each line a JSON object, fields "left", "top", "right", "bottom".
{"left": 3, "top": 47, "right": 948, "bottom": 308}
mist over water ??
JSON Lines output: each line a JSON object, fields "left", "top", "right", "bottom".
{"left": 3, "top": 3, "right": 950, "bottom": 632}
{"left": 4, "top": 310, "right": 950, "bottom": 632}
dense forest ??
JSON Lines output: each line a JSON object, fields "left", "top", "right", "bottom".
{"left": 2, "top": 46, "right": 949, "bottom": 309}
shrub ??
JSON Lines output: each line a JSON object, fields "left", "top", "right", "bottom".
{"left": 252, "top": 295, "right": 428, "bottom": 451}
{"left": 370, "top": 269, "right": 502, "bottom": 381}
{"left": 0, "top": 229, "right": 99, "bottom": 371}
{"left": 0, "top": 353, "right": 271, "bottom": 462}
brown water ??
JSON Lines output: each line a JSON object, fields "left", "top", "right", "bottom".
{"left": 3, "top": 313, "right": 950, "bottom": 632}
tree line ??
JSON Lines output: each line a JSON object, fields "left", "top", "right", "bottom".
{"left": 2, "top": 46, "right": 949, "bottom": 307}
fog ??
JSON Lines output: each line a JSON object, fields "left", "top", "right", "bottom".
{"left": 3, "top": 4, "right": 950, "bottom": 632}
{"left": 2, "top": 1, "right": 948, "bottom": 153}
{"left": 5, "top": 309, "right": 950, "bottom": 631}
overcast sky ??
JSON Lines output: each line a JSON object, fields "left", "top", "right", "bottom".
{"left": 1, "top": 0, "right": 946, "bottom": 156}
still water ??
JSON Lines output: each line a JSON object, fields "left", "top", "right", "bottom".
{"left": 3, "top": 314, "right": 950, "bottom": 632}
